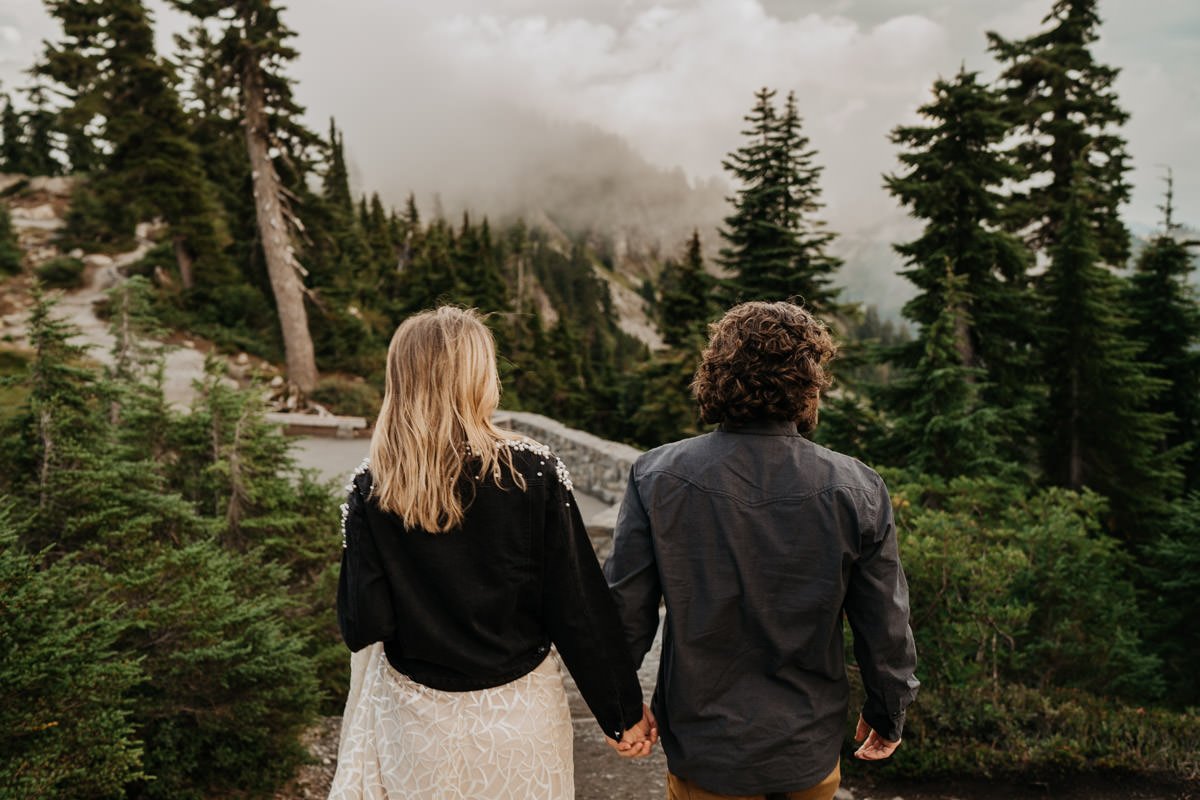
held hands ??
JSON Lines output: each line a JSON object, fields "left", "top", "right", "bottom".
{"left": 853, "top": 714, "right": 900, "bottom": 761}
{"left": 605, "top": 704, "right": 659, "bottom": 759}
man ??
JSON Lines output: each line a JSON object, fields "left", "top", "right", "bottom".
{"left": 604, "top": 301, "right": 919, "bottom": 800}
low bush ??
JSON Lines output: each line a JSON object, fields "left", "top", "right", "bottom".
{"left": 309, "top": 374, "right": 382, "bottom": 419}
{"left": 35, "top": 256, "right": 85, "bottom": 288}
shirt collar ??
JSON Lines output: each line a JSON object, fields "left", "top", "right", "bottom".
{"left": 717, "top": 420, "right": 800, "bottom": 436}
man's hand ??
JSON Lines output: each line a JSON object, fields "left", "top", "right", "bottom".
{"left": 605, "top": 704, "right": 659, "bottom": 759}
{"left": 853, "top": 714, "right": 900, "bottom": 761}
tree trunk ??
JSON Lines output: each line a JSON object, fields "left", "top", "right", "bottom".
{"left": 240, "top": 59, "right": 318, "bottom": 393}
{"left": 173, "top": 234, "right": 194, "bottom": 290}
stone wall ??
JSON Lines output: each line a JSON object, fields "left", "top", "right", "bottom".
{"left": 495, "top": 411, "right": 643, "bottom": 505}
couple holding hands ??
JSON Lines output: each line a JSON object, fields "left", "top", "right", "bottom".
{"left": 330, "top": 301, "right": 918, "bottom": 800}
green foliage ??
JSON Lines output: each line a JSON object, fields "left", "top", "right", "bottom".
{"left": 718, "top": 88, "right": 842, "bottom": 311}
{"left": 863, "top": 474, "right": 1193, "bottom": 778}
{"left": 310, "top": 374, "right": 382, "bottom": 419}
{"left": 0, "top": 287, "right": 333, "bottom": 797}
{"left": 117, "top": 541, "right": 317, "bottom": 799}
{"left": 988, "top": 0, "right": 1132, "bottom": 266}
{"left": 658, "top": 230, "right": 718, "bottom": 349}
{"left": 0, "top": 205, "right": 21, "bottom": 274}
{"left": 889, "top": 474, "right": 1160, "bottom": 702}
{"left": 0, "top": 511, "right": 144, "bottom": 800}
{"left": 34, "top": 256, "right": 85, "bottom": 288}
{"left": 879, "top": 267, "right": 1021, "bottom": 479}
{"left": 1140, "top": 493, "right": 1200, "bottom": 707}
{"left": 1123, "top": 186, "right": 1200, "bottom": 493}
{"left": 882, "top": 68, "right": 1035, "bottom": 467}
{"left": 1038, "top": 190, "right": 1179, "bottom": 534}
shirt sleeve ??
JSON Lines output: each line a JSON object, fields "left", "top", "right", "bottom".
{"left": 337, "top": 474, "right": 397, "bottom": 652}
{"left": 843, "top": 477, "right": 920, "bottom": 742}
{"left": 603, "top": 466, "right": 663, "bottom": 669}
{"left": 542, "top": 474, "right": 644, "bottom": 742}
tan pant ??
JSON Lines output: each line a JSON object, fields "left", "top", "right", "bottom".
{"left": 666, "top": 761, "right": 840, "bottom": 800}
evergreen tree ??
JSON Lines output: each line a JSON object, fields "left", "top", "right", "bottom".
{"left": 22, "top": 86, "right": 62, "bottom": 176}
{"left": 1039, "top": 184, "right": 1178, "bottom": 533}
{"left": 881, "top": 265, "right": 1013, "bottom": 478}
{"left": 1124, "top": 175, "right": 1200, "bottom": 493}
{"left": 38, "top": 0, "right": 231, "bottom": 288}
{"left": 659, "top": 230, "right": 717, "bottom": 348}
{"left": 0, "top": 204, "right": 21, "bottom": 275}
{"left": 0, "top": 511, "right": 144, "bottom": 800}
{"left": 168, "top": 0, "right": 321, "bottom": 392}
{"left": 1, "top": 94, "right": 32, "bottom": 173}
{"left": 988, "top": 0, "right": 1131, "bottom": 266}
{"left": 718, "top": 88, "right": 842, "bottom": 311}
{"left": 883, "top": 68, "right": 1035, "bottom": 462}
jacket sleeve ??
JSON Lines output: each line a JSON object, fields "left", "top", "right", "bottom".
{"left": 542, "top": 473, "right": 644, "bottom": 742}
{"left": 337, "top": 474, "right": 397, "bottom": 652}
{"left": 843, "top": 477, "right": 920, "bottom": 742}
{"left": 603, "top": 466, "right": 662, "bottom": 669}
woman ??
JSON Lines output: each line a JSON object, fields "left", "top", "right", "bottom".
{"left": 329, "top": 307, "right": 653, "bottom": 800}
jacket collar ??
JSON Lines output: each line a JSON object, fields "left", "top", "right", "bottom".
{"left": 717, "top": 420, "right": 800, "bottom": 436}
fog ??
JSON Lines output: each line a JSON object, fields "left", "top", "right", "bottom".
{"left": 2, "top": 0, "right": 1198, "bottom": 312}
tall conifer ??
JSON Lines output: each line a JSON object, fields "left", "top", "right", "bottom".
{"left": 988, "top": 0, "right": 1131, "bottom": 265}
{"left": 718, "top": 88, "right": 841, "bottom": 311}
{"left": 1124, "top": 176, "right": 1200, "bottom": 493}
{"left": 883, "top": 68, "right": 1034, "bottom": 463}
{"left": 1039, "top": 183, "right": 1178, "bottom": 532}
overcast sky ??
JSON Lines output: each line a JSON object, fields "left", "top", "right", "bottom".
{"left": 2, "top": 0, "right": 1197, "bottom": 244}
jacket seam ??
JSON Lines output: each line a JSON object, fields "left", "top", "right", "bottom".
{"left": 635, "top": 467, "right": 877, "bottom": 509}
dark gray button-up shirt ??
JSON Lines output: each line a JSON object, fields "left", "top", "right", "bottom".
{"left": 604, "top": 421, "right": 918, "bottom": 795}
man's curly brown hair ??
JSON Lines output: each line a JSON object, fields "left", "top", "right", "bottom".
{"left": 691, "top": 301, "right": 838, "bottom": 433}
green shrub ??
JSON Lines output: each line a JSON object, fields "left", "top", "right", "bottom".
{"left": 309, "top": 374, "right": 382, "bottom": 419}
{"left": 0, "top": 514, "right": 144, "bottom": 800}
{"left": 35, "top": 256, "right": 85, "bottom": 288}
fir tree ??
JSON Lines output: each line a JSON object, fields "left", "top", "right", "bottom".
{"left": 1124, "top": 175, "right": 1200, "bottom": 493}
{"left": 1039, "top": 183, "right": 1178, "bottom": 533}
{"left": 0, "top": 204, "right": 21, "bottom": 275}
{"left": 0, "top": 511, "right": 144, "bottom": 800}
{"left": 718, "top": 88, "right": 842, "bottom": 311}
{"left": 1, "top": 94, "right": 31, "bottom": 173}
{"left": 22, "top": 86, "right": 62, "bottom": 176}
{"left": 169, "top": 0, "right": 321, "bottom": 392}
{"left": 988, "top": 0, "right": 1132, "bottom": 266}
{"left": 659, "top": 230, "right": 717, "bottom": 348}
{"left": 38, "top": 0, "right": 231, "bottom": 287}
{"left": 883, "top": 68, "right": 1035, "bottom": 462}
{"left": 881, "top": 264, "right": 1014, "bottom": 478}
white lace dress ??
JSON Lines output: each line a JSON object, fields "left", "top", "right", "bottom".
{"left": 327, "top": 642, "right": 575, "bottom": 800}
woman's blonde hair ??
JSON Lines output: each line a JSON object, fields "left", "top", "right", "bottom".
{"left": 368, "top": 307, "right": 522, "bottom": 532}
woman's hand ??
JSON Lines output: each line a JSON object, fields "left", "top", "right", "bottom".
{"left": 605, "top": 704, "right": 658, "bottom": 758}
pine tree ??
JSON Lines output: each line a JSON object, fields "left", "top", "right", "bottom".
{"left": 1039, "top": 183, "right": 1179, "bottom": 533}
{"left": 0, "top": 511, "right": 144, "bottom": 800}
{"left": 1124, "top": 175, "right": 1200, "bottom": 493}
{"left": 659, "top": 230, "right": 717, "bottom": 348}
{"left": 988, "top": 0, "right": 1131, "bottom": 266}
{"left": 38, "top": 0, "right": 231, "bottom": 287}
{"left": 0, "top": 204, "right": 21, "bottom": 275}
{"left": 168, "top": 0, "right": 320, "bottom": 392}
{"left": 1, "top": 94, "right": 32, "bottom": 174}
{"left": 883, "top": 68, "right": 1035, "bottom": 462}
{"left": 881, "top": 264, "right": 1014, "bottom": 478}
{"left": 22, "top": 86, "right": 62, "bottom": 177}
{"left": 718, "top": 88, "right": 842, "bottom": 311}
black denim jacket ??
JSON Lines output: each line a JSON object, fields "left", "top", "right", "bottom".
{"left": 605, "top": 421, "right": 919, "bottom": 794}
{"left": 337, "top": 442, "right": 644, "bottom": 740}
